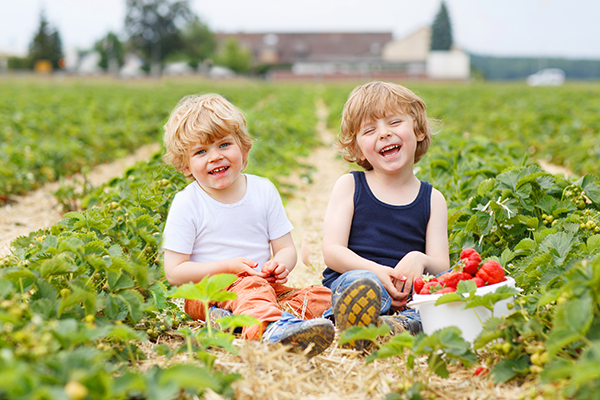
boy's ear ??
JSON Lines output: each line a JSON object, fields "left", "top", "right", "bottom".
{"left": 416, "top": 131, "right": 426, "bottom": 142}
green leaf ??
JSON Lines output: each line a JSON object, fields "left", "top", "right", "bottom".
{"left": 0, "top": 279, "right": 15, "bottom": 299}
{"left": 149, "top": 282, "right": 169, "bottom": 310}
{"left": 215, "top": 314, "right": 260, "bottom": 332}
{"left": 40, "top": 254, "right": 77, "bottom": 278}
{"left": 525, "top": 217, "right": 539, "bottom": 229}
{"left": 197, "top": 331, "right": 238, "bottom": 354}
{"left": 477, "top": 178, "right": 496, "bottom": 197}
{"left": 158, "top": 364, "right": 240, "bottom": 394}
{"left": 463, "top": 286, "right": 520, "bottom": 313}
{"left": 4, "top": 267, "right": 38, "bottom": 282}
{"left": 107, "top": 324, "right": 147, "bottom": 343}
{"left": 117, "top": 289, "right": 145, "bottom": 322}
{"left": 539, "top": 232, "right": 576, "bottom": 264}
{"left": 491, "top": 355, "right": 529, "bottom": 383}
{"left": 515, "top": 238, "right": 536, "bottom": 253}
{"left": 339, "top": 324, "right": 390, "bottom": 346}
{"left": 108, "top": 271, "right": 135, "bottom": 291}
{"left": 33, "top": 278, "right": 58, "bottom": 300}
{"left": 580, "top": 174, "right": 600, "bottom": 204}
{"left": 70, "top": 284, "right": 98, "bottom": 316}
{"left": 587, "top": 235, "right": 600, "bottom": 254}
{"left": 555, "top": 296, "right": 594, "bottom": 335}
{"left": 57, "top": 236, "right": 84, "bottom": 255}
{"left": 367, "top": 332, "right": 415, "bottom": 363}
{"left": 167, "top": 274, "right": 237, "bottom": 304}
{"left": 473, "top": 317, "right": 505, "bottom": 349}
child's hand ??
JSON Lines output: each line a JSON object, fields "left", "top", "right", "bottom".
{"left": 375, "top": 267, "right": 409, "bottom": 309}
{"left": 225, "top": 257, "right": 263, "bottom": 277}
{"left": 393, "top": 251, "right": 426, "bottom": 296}
{"left": 261, "top": 260, "right": 290, "bottom": 284}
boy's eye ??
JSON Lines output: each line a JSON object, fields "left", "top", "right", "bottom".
{"left": 363, "top": 128, "right": 375, "bottom": 135}
{"left": 220, "top": 142, "right": 230, "bottom": 148}
{"left": 196, "top": 149, "right": 206, "bottom": 155}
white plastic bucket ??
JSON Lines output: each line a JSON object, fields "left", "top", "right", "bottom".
{"left": 407, "top": 277, "right": 518, "bottom": 343}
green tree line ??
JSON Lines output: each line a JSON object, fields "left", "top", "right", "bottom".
{"left": 471, "top": 54, "right": 600, "bottom": 80}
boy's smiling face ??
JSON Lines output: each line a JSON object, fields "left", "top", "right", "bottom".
{"left": 184, "top": 135, "right": 246, "bottom": 198}
{"left": 355, "top": 112, "right": 425, "bottom": 175}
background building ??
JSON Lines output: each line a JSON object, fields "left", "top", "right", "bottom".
{"left": 216, "top": 29, "right": 470, "bottom": 81}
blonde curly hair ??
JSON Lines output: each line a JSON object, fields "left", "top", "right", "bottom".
{"left": 338, "top": 81, "right": 431, "bottom": 170}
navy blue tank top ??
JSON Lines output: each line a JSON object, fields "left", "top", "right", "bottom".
{"left": 322, "top": 171, "right": 432, "bottom": 288}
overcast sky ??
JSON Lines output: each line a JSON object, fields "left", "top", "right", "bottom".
{"left": 2, "top": 0, "right": 599, "bottom": 59}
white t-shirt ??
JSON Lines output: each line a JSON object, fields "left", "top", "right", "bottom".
{"left": 162, "top": 174, "right": 293, "bottom": 271}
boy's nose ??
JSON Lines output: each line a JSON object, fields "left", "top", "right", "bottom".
{"left": 379, "top": 131, "right": 392, "bottom": 139}
{"left": 208, "top": 148, "right": 224, "bottom": 161}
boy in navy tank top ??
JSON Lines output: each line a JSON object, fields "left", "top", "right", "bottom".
{"left": 321, "top": 82, "right": 450, "bottom": 348}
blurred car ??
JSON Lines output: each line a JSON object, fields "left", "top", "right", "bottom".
{"left": 527, "top": 68, "right": 565, "bottom": 86}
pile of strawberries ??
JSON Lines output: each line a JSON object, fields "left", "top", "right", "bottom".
{"left": 414, "top": 248, "right": 506, "bottom": 295}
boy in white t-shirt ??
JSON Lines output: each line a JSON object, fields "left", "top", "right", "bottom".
{"left": 162, "top": 94, "right": 333, "bottom": 357}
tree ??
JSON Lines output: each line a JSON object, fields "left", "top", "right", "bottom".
{"left": 95, "top": 32, "right": 125, "bottom": 73}
{"left": 430, "top": 1, "right": 453, "bottom": 51}
{"left": 125, "top": 0, "right": 193, "bottom": 74}
{"left": 181, "top": 17, "right": 216, "bottom": 67}
{"left": 28, "top": 11, "right": 63, "bottom": 70}
{"left": 215, "top": 37, "right": 251, "bottom": 74}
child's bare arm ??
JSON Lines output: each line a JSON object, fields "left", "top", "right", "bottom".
{"left": 163, "top": 249, "right": 264, "bottom": 286}
{"left": 393, "top": 188, "right": 450, "bottom": 293}
{"left": 262, "top": 232, "right": 297, "bottom": 284}
{"left": 323, "top": 174, "right": 407, "bottom": 305}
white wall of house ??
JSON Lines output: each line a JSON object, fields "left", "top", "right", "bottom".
{"left": 426, "top": 50, "right": 470, "bottom": 79}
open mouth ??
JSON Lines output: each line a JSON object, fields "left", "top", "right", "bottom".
{"left": 209, "top": 166, "right": 229, "bottom": 175}
{"left": 379, "top": 144, "right": 400, "bottom": 157}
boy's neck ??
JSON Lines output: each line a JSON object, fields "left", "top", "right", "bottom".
{"left": 196, "top": 174, "right": 247, "bottom": 204}
{"left": 364, "top": 168, "right": 421, "bottom": 206}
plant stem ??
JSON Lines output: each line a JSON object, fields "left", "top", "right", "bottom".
{"left": 204, "top": 301, "right": 212, "bottom": 337}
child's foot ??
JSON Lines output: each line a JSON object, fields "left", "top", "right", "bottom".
{"left": 209, "top": 306, "right": 244, "bottom": 334}
{"left": 209, "top": 306, "right": 232, "bottom": 330}
{"left": 263, "top": 312, "right": 335, "bottom": 357}
{"left": 333, "top": 278, "right": 381, "bottom": 350}
{"left": 379, "top": 315, "right": 423, "bottom": 336}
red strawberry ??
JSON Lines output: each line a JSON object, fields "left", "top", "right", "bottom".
{"left": 463, "top": 258, "right": 482, "bottom": 275}
{"left": 472, "top": 277, "right": 486, "bottom": 287}
{"left": 421, "top": 281, "right": 442, "bottom": 294}
{"left": 413, "top": 274, "right": 436, "bottom": 295}
{"left": 443, "top": 271, "right": 470, "bottom": 289}
{"left": 460, "top": 248, "right": 479, "bottom": 260}
{"left": 476, "top": 260, "right": 505, "bottom": 285}
{"left": 436, "top": 287, "right": 456, "bottom": 294}
{"left": 437, "top": 272, "right": 451, "bottom": 285}
{"left": 460, "top": 248, "right": 482, "bottom": 275}
{"left": 414, "top": 277, "right": 425, "bottom": 295}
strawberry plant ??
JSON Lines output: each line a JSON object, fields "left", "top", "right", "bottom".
{"left": 339, "top": 325, "right": 476, "bottom": 397}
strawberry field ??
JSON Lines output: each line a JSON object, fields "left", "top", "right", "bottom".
{"left": 1, "top": 79, "right": 600, "bottom": 399}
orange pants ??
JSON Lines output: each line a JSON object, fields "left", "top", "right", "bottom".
{"left": 184, "top": 275, "right": 332, "bottom": 340}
